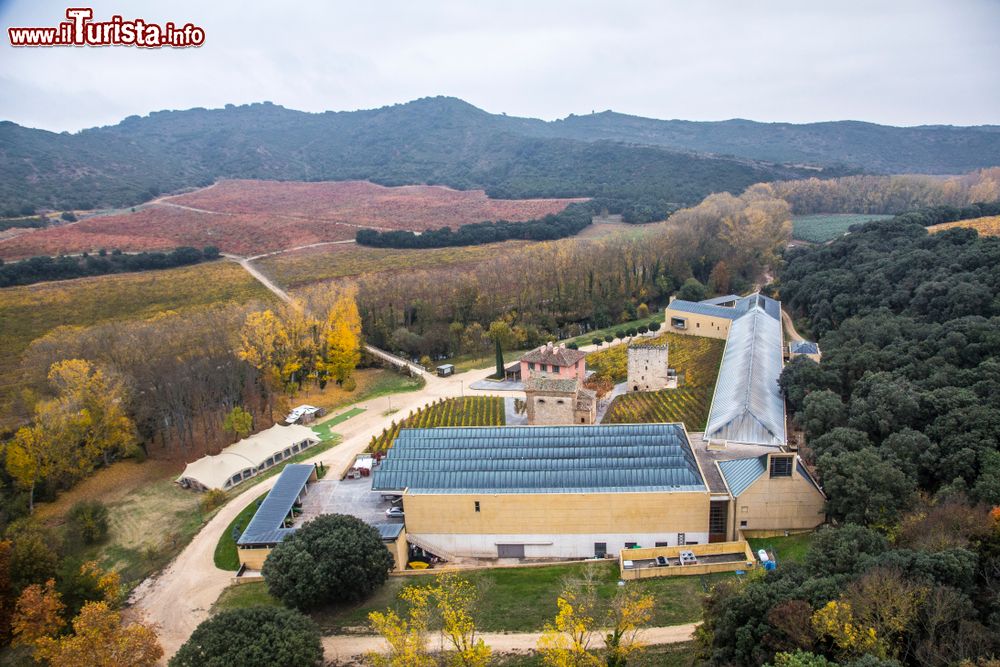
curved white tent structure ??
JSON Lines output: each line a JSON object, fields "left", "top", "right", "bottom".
{"left": 177, "top": 423, "right": 319, "bottom": 491}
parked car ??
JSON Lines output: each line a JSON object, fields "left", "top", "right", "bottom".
{"left": 385, "top": 507, "right": 405, "bottom": 518}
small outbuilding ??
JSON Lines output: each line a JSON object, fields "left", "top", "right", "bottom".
{"left": 436, "top": 364, "right": 455, "bottom": 377}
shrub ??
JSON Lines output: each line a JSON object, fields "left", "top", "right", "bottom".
{"left": 262, "top": 514, "right": 393, "bottom": 610}
{"left": 648, "top": 321, "right": 661, "bottom": 332}
{"left": 201, "top": 489, "right": 228, "bottom": 513}
{"left": 170, "top": 607, "right": 322, "bottom": 667}
{"left": 566, "top": 341, "right": 579, "bottom": 350}
{"left": 67, "top": 500, "right": 110, "bottom": 545}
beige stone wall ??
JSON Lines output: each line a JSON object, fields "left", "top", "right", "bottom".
{"left": 237, "top": 546, "right": 271, "bottom": 571}
{"left": 386, "top": 527, "right": 409, "bottom": 570}
{"left": 525, "top": 391, "right": 577, "bottom": 425}
{"left": 729, "top": 463, "right": 826, "bottom": 539}
{"left": 573, "top": 403, "right": 596, "bottom": 425}
{"left": 404, "top": 490, "right": 711, "bottom": 536}
{"left": 664, "top": 307, "right": 732, "bottom": 340}
{"left": 627, "top": 346, "right": 671, "bottom": 392}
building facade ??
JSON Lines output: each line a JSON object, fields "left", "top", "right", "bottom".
{"left": 627, "top": 343, "right": 673, "bottom": 392}
{"left": 519, "top": 342, "right": 587, "bottom": 381}
{"left": 524, "top": 377, "right": 596, "bottom": 425}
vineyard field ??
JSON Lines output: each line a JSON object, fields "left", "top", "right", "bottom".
{"left": 928, "top": 215, "right": 1000, "bottom": 237}
{"left": 0, "top": 180, "right": 580, "bottom": 259}
{"left": 602, "top": 386, "right": 715, "bottom": 430}
{"left": 792, "top": 213, "right": 894, "bottom": 243}
{"left": 369, "top": 396, "right": 505, "bottom": 453}
{"left": 590, "top": 332, "right": 725, "bottom": 430}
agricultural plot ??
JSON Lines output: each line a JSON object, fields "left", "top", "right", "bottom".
{"left": 0, "top": 180, "right": 580, "bottom": 259}
{"left": 0, "top": 260, "right": 273, "bottom": 428}
{"left": 262, "top": 241, "right": 529, "bottom": 288}
{"left": 369, "top": 396, "right": 505, "bottom": 453}
{"left": 591, "top": 332, "right": 725, "bottom": 430}
{"left": 928, "top": 215, "right": 1000, "bottom": 237}
{"left": 791, "top": 213, "right": 893, "bottom": 243}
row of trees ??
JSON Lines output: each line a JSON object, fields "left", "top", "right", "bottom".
{"left": 338, "top": 188, "right": 791, "bottom": 361}
{"left": 769, "top": 168, "right": 1000, "bottom": 215}
{"left": 0, "top": 246, "right": 220, "bottom": 288}
{"left": 356, "top": 201, "right": 595, "bottom": 249}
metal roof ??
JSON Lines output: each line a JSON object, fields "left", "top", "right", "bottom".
{"left": 735, "top": 293, "right": 781, "bottom": 320}
{"left": 372, "top": 424, "right": 706, "bottom": 494}
{"left": 524, "top": 377, "right": 579, "bottom": 393}
{"left": 717, "top": 455, "right": 767, "bottom": 496}
{"left": 700, "top": 294, "right": 740, "bottom": 306}
{"left": 236, "top": 464, "right": 314, "bottom": 546}
{"left": 704, "top": 306, "right": 786, "bottom": 447}
{"left": 375, "top": 523, "right": 404, "bottom": 540}
{"left": 790, "top": 341, "right": 820, "bottom": 354}
{"left": 666, "top": 300, "right": 743, "bottom": 320}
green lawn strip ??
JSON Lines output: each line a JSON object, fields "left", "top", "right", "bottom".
{"left": 212, "top": 580, "right": 283, "bottom": 612}
{"left": 310, "top": 561, "right": 729, "bottom": 634}
{"left": 564, "top": 312, "right": 666, "bottom": 349}
{"left": 214, "top": 492, "right": 270, "bottom": 571}
{"left": 747, "top": 532, "right": 814, "bottom": 565}
{"left": 312, "top": 407, "right": 365, "bottom": 442}
{"left": 491, "top": 642, "right": 698, "bottom": 666}
{"left": 211, "top": 563, "right": 729, "bottom": 633}
{"left": 791, "top": 214, "right": 894, "bottom": 243}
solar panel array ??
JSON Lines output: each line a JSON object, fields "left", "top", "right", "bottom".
{"left": 372, "top": 424, "right": 706, "bottom": 494}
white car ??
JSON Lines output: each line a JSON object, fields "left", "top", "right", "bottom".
{"left": 385, "top": 507, "right": 404, "bottom": 519}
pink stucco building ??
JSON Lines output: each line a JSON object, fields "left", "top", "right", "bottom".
{"left": 519, "top": 342, "right": 587, "bottom": 382}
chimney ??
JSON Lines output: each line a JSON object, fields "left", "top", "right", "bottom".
{"left": 669, "top": 295, "right": 676, "bottom": 304}
{"left": 546, "top": 341, "right": 553, "bottom": 350}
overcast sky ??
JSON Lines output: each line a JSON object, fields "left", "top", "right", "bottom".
{"left": 1, "top": 0, "right": 998, "bottom": 132}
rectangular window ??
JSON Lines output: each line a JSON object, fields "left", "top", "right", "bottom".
{"left": 676, "top": 533, "right": 685, "bottom": 545}
{"left": 770, "top": 455, "right": 794, "bottom": 478}
{"left": 740, "top": 520, "right": 748, "bottom": 528}
{"left": 655, "top": 541, "right": 669, "bottom": 547}
{"left": 671, "top": 317, "right": 687, "bottom": 329}
{"left": 625, "top": 541, "right": 638, "bottom": 549}
{"left": 709, "top": 503, "right": 727, "bottom": 534}
{"left": 474, "top": 501, "right": 480, "bottom": 512}
{"left": 594, "top": 542, "right": 607, "bottom": 557}
{"left": 528, "top": 362, "right": 535, "bottom": 370}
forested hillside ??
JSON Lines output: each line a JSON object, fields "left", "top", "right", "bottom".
{"left": 698, "top": 217, "right": 1000, "bottom": 666}
{"left": 0, "top": 98, "right": 814, "bottom": 215}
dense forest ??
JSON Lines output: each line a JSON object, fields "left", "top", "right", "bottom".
{"left": 0, "top": 98, "right": 818, "bottom": 216}
{"left": 699, "top": 216, "right": 1000, "bottom": 665}
{"left": 0, "top": 246, "right": 219, "bottom": 288}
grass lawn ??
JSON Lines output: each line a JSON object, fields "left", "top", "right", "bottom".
{"left": 214, "top": 492, "right": 269, "bottom": 571}
{"left": 748, "top": 532, "right": 815, "bottom": 565}
{"left": 212, "top": 562, "right": 727, "bottom": 633}
{"left": 791, "top": 214, "right": 893, "bottom": 243}
{"left": 564, "top": 312, "right": 665, "bottom": 349}
{"left": 492, "top": 642, "right": 698, "bottom": 666}
{"left": 311, "top": 407, "right": 365, "bottom": 442}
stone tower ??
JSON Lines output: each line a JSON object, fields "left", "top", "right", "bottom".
{"left": 627, "top": 342, "right": 673, "bottom": 392}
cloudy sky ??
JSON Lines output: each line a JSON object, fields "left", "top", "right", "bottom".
{"left": 1, "top": 0, "right": 998, "bottom": 132}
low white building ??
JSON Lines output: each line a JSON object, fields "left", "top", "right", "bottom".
{"left": 176, "top": 423, "right": 319, "bottom": 491}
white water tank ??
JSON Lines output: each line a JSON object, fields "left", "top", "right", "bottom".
{"left": 758, "top": 549, "right": 770, "bottom": 563}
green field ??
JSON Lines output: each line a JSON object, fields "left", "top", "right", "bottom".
{"left": 214, "top": 492, "right": 269, "bottom": 571}
{"left": 792, "top": 214, "right": 894, "bottom": 243}
{"left": 747, "top": 532, "right": 814, "bottom": 565}
{"left": 369, "top": 396, "right": 505, "bottom": 453}
{"left": 214, "top": 561, "right": 729, "bottom": 634}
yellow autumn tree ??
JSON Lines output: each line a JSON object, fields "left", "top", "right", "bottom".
{"left": 4, "top": 425, "right": 57, "bottom": 512}
{"left": 537, "top": 590, "right": 602, "bottom": 667}
{"left": 367, "top": 585, "right": 435, "bottom": 667}
{"left": 604, "top": 586, "right": 655, "bottom": 667}
{"left": 33, "top": 601, "right": 162, "bottom": 667}
{"left": 11, "top": 579, "right": 64, "bottom": 647}
{"left": 239, "top": 309, "right": 291, "bottom": 374}
{"left": 325, "top": 291, "right": 362, "bottom": 386}
{"left": 435, "top": 573, "right": 491, "bottom": 667}
{"left": 811, "top": 600, "right": 885, "bottom": 660}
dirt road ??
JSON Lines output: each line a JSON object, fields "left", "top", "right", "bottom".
{"left": 130, "top": 362, "right": 519, "bottom": 660}
{"left": 781, "top": 308, "right": 806, "bottom": 342}
{"left": 323, "top": 623, "right": 699, "bottom": 664}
